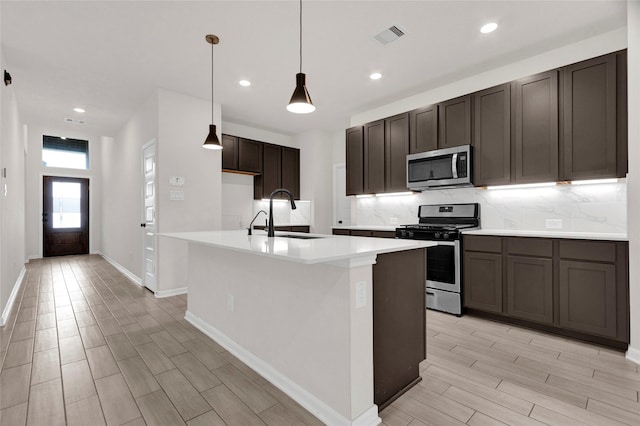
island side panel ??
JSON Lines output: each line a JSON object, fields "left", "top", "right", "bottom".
{"left": 372, "top": 248, "right": 426, "bottom": 409}
{"left": 185, "top": 242, "right": 376, "bottom": 424}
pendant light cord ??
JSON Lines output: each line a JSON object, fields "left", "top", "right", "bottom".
{"left": 299, "top": 0, "right": 302, "bottom": 73}
{"left": 211, "top": 43, "right": 218, "bottom": 124}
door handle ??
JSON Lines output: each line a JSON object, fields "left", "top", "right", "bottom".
{"left": 140, "top": 223, "right": 146, "bottom": 228}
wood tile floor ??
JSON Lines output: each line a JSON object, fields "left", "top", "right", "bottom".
{"left": 0, "top": 255, "right": 638, "bottom": 425}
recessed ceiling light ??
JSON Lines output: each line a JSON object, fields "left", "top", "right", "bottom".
{"left": 73, "top": 107, "right": 85, "bottom": 113}
{"left": 239, "top": 80, "right": 251, "bottom": 87}
{"left": 480, "top": 22, "right": 498, "bottom": 34}
{"left": 370, "top": 72, "right": 382, "bottom": 80}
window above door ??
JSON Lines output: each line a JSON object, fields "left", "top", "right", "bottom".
{"left": 42, "top": 135, "right": 89, "bottom": 170}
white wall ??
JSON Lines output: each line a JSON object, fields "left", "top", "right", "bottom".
{"left": 101, "top": 93, "right": 158, "bottom": 278}
{"left": 24, "top": 124, "right": 103, "bottom": 259}
{"left": 0, "top": 49, "right": 26, "bottom": 323}
{"left": 626, "top": 1, "right": 640, "bottom": 363}
{"left": 298, "top": 130, "right": 333, "bottom": 234}
{"left": 222, "top": 121, "right": 294, "bottom": 148}
{"left": 156, "top": 88, "right": 222, "bottom": 294}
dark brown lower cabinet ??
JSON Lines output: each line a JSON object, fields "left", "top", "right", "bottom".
{"left": 559, "top": 260, "right": 617, "bottom": 338}
{"left": 463, "top": 235, "right": 629, "bottom": 348}
{"left": 373, "top": 249, "right": 425, "bottom": 410}
{"left": 507, "top": 256, "right": 553, "bottom": 324}
{"left": 331, "top": 228, "right": 396, "bottom": 238}
{"left": 463, "top": 252, "right": 503, "bottom": 314}
{"left": 253, "top": 225, "right": 309, "bottom": 233}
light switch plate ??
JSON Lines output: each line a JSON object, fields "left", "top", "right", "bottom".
{"left": 170, "top": 190, "right": 184, "bottom": 201}
{"left": 545, "top": 219, "right": 563, "bottom": 229}
{"left": 355, "top": 281, "right": 367, "bottom": 309}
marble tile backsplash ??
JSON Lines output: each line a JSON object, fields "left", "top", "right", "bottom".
{"left": 355, "top": 182, "right": 627, "bottom": 234}
{"left": 254, "top": 200, "right": 311, "bottom": 226}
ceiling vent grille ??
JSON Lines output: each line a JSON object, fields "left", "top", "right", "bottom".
{"left": 374, "top": 25, "right": 406, "bottom": 45}
{"left": 64, "top": 118, "right": 85, "bottom": 125}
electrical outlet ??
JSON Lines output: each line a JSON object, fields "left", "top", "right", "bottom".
{"left": 355, "top": 282, "right": 367, "bottom": 309}
{"left": 170, "top": 190, "right": 184, "bottom": 201}
{"left": 227, "top": 294, "right": 234, "bottom": 312}
{"left": 545, "top": 219, "right": 563, "bottom": 229}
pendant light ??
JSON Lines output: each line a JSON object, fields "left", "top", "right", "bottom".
{"left": 286, "top": 0, "right": 315, "bottom": 114}
{"left": 203, "top": 34, "right": 222, "bottom": 150}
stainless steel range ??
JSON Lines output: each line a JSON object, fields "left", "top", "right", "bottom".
{"left": 396, "top": 203, "right": 480, "bottom": 315}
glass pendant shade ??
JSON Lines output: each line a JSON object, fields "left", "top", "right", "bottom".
{"left": 287, "top": 73, "right": 315, "bottom": 114}
{"left": 202, "top": 124, "right": 222, "bottom": 150}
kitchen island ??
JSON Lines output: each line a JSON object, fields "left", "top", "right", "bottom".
{"left": 160, "top": 230, "right": 432, "bottom": 426}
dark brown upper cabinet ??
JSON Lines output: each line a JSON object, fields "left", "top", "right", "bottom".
{"left": 409, "top": 105, "right": 437, "bottom": 154}
{"left": 254, "top": 144, "right": 300, "bottom": 200}
{"left": 281, "top": 147, "right": 300, "bottom": 199}
{"left": 438, "top": 95, "right": 472, "bottom": 149}
{"left": 561, "top": 54, "right": 617, "bottom": 180}
{"left": 346, "top": 126, "right": 364, "bottom": 196}
{"left": 385, "top": 113, "right": 410, "bottom": 192}
{"left": 514, "top": 70, "right": 559, "bottom": 183}
{"left": 221, "top": 134, "right": 239, "bottom": 171}
{"left": 364, "top": 120, "right": 386, "bottom": 194}
{"left": 222, "top": 135, "right": 262, "bottom": 175}
{"left": 254, "top": 143, "right": 281, "bottom": 200}
{"left": 238, "top": 138, "right": 263, "bottom": 174}
{"left": 473, "top": 83, "right": 511, "bottom": 186}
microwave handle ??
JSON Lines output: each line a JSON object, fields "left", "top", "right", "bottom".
{"left": 452, "top": 153, "right": 458, "bottom": 178}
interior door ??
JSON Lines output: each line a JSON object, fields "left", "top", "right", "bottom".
{"left": 142, "top": 140, "right": 158, "bottom": 292}
{"left": 43, "top": 176, "right": 89, "bottom": 257}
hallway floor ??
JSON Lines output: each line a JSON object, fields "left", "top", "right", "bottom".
{"left": 0, "top": 255, "right": 639, "bottom": 425}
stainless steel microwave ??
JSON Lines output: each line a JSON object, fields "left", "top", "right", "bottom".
{"left": 406, "top": 145, "right": 473, "bottom": 190}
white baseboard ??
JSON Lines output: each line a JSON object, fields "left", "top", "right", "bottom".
{"left": 99, "top": 253, "right": 143, "bottom": 286}
{"left": 155, "top": 287, "right": 187, "bottom": 298}
{"left": 0, "top": 266, "right": 27, "bottom": 327}
{"left": 626, "top": 346, "right": 640, "bottom": 365}
{"left": 185, "top": 310, "right": 381, "bottom": 426}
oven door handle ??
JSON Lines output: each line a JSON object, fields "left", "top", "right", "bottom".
{"left": 451, "top": 153, "right": 458, "bottom": 179}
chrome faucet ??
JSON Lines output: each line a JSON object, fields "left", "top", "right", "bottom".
{"left": 247, "top": 210, "right": 268, "bottom": 235}
{"left": 267, "top": 188, "right": 296, "bottom": 237}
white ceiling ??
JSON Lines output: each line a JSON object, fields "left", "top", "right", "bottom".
{"left": 0, "top": 1, "right": 627, "bottom": 137}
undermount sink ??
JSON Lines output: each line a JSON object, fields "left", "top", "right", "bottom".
{"left": 276, "top": 234, "right": 325, "bottom": 240}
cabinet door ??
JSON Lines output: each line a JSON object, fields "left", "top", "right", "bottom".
{"left": 332, "top": 228, "right": 351, "bottom": 236}
{"left": 409, "top": 105, "right": 437, "bottom": 154}
{"left": 559, "top": 260, "right": 617, "bottom": 338}
{"left": 261, "top": 144, "right": 282, "bottom": 199}
{"left": 507, "top": 256, "right": 553, "bottom": 324}
{"left": 238, "top": 138, "right": 263, "bottom": 174}
{"left": 221, "top": 134, "right": 238, "bottom": 170}
{"left": 562, "top": 54, "right": 617, "bottom": 180}
{"left": 438, "top": 95, "right": 472, "bottom": 149}
{"left": 463, "top": 252, "right": 503, "bottom": 313}
{"left": 346, "top": 126, "right": 364, "bottom": 195}
{"left": 281, "top": 147, "right": 300, "bottom": 199}
{"left": 514, "top": 71, "right": 559, "bottom": 183}
{"left": 364, "top": 120, "right": 386, "bottom": 193}
{"left": 351, "top": 230, "right": 373, "bottom": 237}
{"left": 385, "top": 113, "right": 409, "bottom": 192}
{"left": 473, "top": 84, "right": 511, "bottom": 186}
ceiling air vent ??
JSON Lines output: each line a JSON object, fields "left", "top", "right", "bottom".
{"left": 64, "top": 118, "right": 85, "bottom": 125}
{"left": 374, "top": 25, "right": 405, "bottom": 45}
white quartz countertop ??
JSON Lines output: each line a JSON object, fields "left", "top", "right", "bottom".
{"left": 159, "top": 230, "right": 433, "bottom": 264}
{"left": 463, "top": 229, "right": 628, "bottom": 241}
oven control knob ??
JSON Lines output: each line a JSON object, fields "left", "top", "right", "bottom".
{"left": 408, "top": 231, "right": 414, "bottom": 238}
{"left": 443, "top": 232, "right": 450, "bottom": 239}
{"left": 434, "top": 232, "right": 441, "bottom": 239}
{"left": 400, "top": 230, "right": 406, "bottom": 238}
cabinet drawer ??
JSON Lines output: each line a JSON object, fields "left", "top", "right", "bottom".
{"left": 290, "top": 226, "right": 310, "bottom": 233}
{"left": 351, "top": 230, "right": 373, "bottom": 237}
{"left": 464, "top": 235, "right": 502, "bottom": 253}
{"left": 507, "top": 237, "right": 552, "bottom": 257}
{"left": 332, "top": 229, "right": 351, "bottom": 236}
{"left": 559, "top": 240, "right": 616, "bottom": 263}
{"left": 371, "top": 231, "right": 396, "bottom": 239}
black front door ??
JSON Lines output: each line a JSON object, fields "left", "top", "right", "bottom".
{"left": 43, "top": 176, "right": 89, "bottom": 257}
